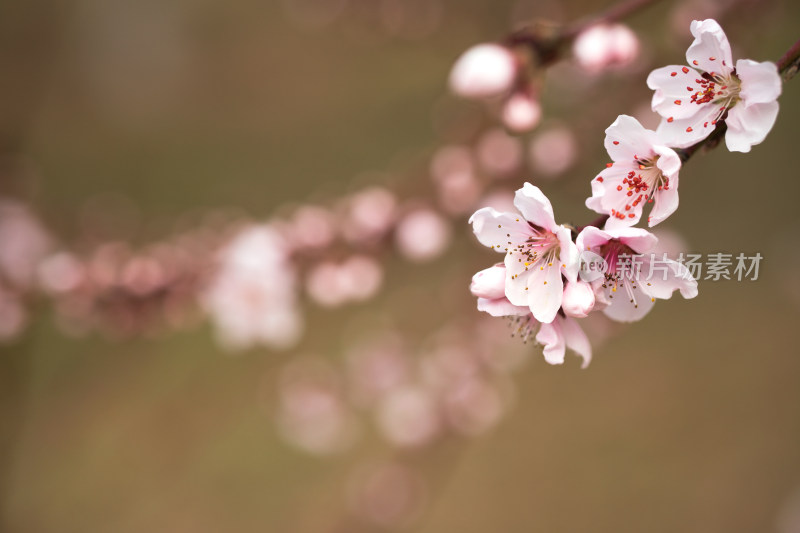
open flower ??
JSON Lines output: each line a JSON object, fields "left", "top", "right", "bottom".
{"left": 586, "top": 115, "right": 682, "bottom": 228}
{"left": 646, "top": 19, "right": 782, "bottom": 152}
{"left": 576, "top": 226, "right": 698, "bottom": 323}
{"left": 470, "top": 264, "right": 591, "bottom": 367}
{"left": 470, "top": 183, "right": 580, "bottom": 323}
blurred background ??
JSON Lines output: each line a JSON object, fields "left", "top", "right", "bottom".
{"left": 1, "top": 0, "right": 800, "bottom": 531}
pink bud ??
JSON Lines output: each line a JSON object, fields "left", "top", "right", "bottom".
{"left": 502, "top": 93, "right": 542, "bottom": 132}
{"left": 562, "top": 281, "right": 595, "bottom": 318}
{"left": 470, "top": 265, "right": 506, "bottom": 300}
{"left": 449, "top": 44, "right": 517, "bottom": 99}
{"left": 573, "top": 24, "right": 639, "bottom": 72}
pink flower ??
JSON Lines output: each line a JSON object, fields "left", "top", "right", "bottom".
{"left": 470, "top": 183, "right": 580, "bottom": 323}
{"left": 469, "top": 263, "right": 591, "bottom": 367}
{"left": 586, "top": 115, "right": 682, "bottom": 228}
{"left": 646, "top": 19, "right": 782, "bottom": 152}
{"left": 576, "top": 226, "right": 698, "bottom": 323}
{"left": 449, "top": 44, "right": 517, "bottom": 99}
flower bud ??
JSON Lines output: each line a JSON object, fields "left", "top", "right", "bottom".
{"left": 449, "top": 44, "right": 517, "bottom": 99}
{"left": 470, "top": 265, "right": 506, "bottom": 300}
{"left": 561, "top": 281, "right": 595, "bottom": 318}
{"left": 502, "top": 93, "right": 542, "bottom": 132}
{"left": 573, "top": 24, "right": 639, "bottom": 72}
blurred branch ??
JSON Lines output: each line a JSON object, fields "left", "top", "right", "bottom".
{"left": 777, "top": 36, "right": 800, "bottom": 81}
{"left": 506, "top": 0, "right": 662, "bottom": 67}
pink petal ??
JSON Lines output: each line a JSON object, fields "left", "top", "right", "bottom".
{"left": 477, "top": 297, "right": 530, "bottom": 317}
{"left": 737, "top": 59, "right": 781, "bottom": 107}
{"left": 513, "top": 183, "right": 557, "bottom": 232}
{"left": 604, "top": 115, "right": 659, "bottom": 162}
{"left": 602, "top": 281, "right": 655, "bottom": 322}
{"left": 686, "top": 19, "right": 734, "bottom": 76}
{"left": 724, "top": 100, "right": 779, "bottom": 153}
{"left": 469, "top": 207, "right": 531, "bottom": 251}
{"left": 526, "top": 263, "right": 564, "bottom": 323}
{"left": 639, "top": 257, "right": 698, "bottom": 300}
{"left": 535, "top": 321, "right": 566, "bottom": 365}
{"left": 648, "top": 176, "right": 680, "bottom": 227}
{"left": 560, "top": 316, "right": 592, "bottom": 368}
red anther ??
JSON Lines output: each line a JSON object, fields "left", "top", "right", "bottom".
{"left": 682, "top": 67, "right": 689, "bottom": 73}
{"left": 596, "top": 176, "right": 603, "bottom": 182}
{"left": 647, "top": 198, "right": 653, "bottom": 203}
{"left": 671, "top": 72, "right": 677, "bottom": 77}
{"left": 692, "top": 60, "right": 699, "bottom": 65}
{"left": 667, "top": 117, "right": 674, "bottom": 123}
{"left": 704, "top": 122, "right": 709, "bottom": 127}
{"left": 628, "top": 213, "right": 635, "bottom": 218}
{"left": 616, "top": 185, "right": 623, "bottom": 191}
{"left": 606, "top": 162, "right": 613, "bottom": 168}
{"left": 709, "top": 56, "right": 716, "bottom": 61}
{"left": 625, "top": 204, "right": 631, "bottom": 210}
{"left": 686, "top": 127, "right": 693, "bottom": 132}
{"left": 613, "top": 141, "right": 619, "bottom": 145}
{"left": 712, "top": 120, "right": 717, "bottom": 125}
{"left": 626, "top": 191, "right": 633, "bottom": 197}
{"left": 687, "top": 87, "right": 694, "bottom": 91}
{"left": 664, "top": 186, "right": 669, "bottom": 190}
{"left": 674, "top": 100, "right": 682, "bottom": 105}
{"left": 721, "top": 86, "right": 727, "bottom": 90}
{"left": 639, "top": 164, "right": 645, "bottom": 170}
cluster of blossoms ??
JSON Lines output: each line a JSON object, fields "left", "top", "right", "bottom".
{"left": 468, "top": 19, "right": 782, "bottom": 367}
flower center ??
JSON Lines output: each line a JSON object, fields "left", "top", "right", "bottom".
{"left": 611, "top": 155, "right": 669, "bottom": 220}
{"left": 690, "top": 71, "right": 741, "bottom": 107}
{"left": 597, "top": 240, "right": 648, "bottom": 307}
{"left": 509, "top": 224, "right": 561, "bottom": 271}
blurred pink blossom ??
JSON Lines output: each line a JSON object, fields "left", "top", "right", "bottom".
{"left": 341, "top": 186, "right": 398, "bottom": 244}
{"left": 394, "top": 209, "right": 451, "bottom": 262}
{"left": 202, "top": 225, "right": 303, "bottom": 351}
{"left": 449, "top": 43, "right": 517, "bottom": 99}
{"left": 376, "top": 385, "right": 440, "bottom": 447}
{"left": 476, "top": 128, "right": 523, "bottom": 177}
{"left": 573, "top": 23, "right": 640, "bottom": 72}
{"left": 529, "top": 126, "right": 578, "bottom": 177}
{"left": 277, "top": 358, "right": 360, "bottom": 455}
{"left": 502, "top": 92, "right": 542, "bottom": 132}
{"left": 0, "top": 200, "right": 53, "bottom": 289}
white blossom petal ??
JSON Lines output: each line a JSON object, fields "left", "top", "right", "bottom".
{"left": 737, "top": 59, "right": 781, "bottom": 107}
{"left": 560, "top": 316, "right": 592, "bottom": 368}
{"left": 687, "top": 19, "right": 734, "bottom": 75}
{"left": 602, "top": 280, "right": 655, "bottom": 322}
{"left": 477, "top": 297, "right": 530, "bottom": 317}
{"left": 648, "top": 174, "right": 680, "bottom": 227}
{"left": 525, "top": 263, "right": 563, "bottom": 323}
{"left": 513, "top": 183, "right": 557, "bottom": 232}
{"left": 604, "top": 115, "right": 660, "bottom": 161}
{"left": 536, "top": 321, "right": 566, "bottom": 365}
{"left": 639, "top": 257, "right": 698, "bottom": 300}
{"left": 724, "top": 100, "right": 779, "bottom": 153}
{"left": 469, "top": 207, "right": 531, "bottom": 251}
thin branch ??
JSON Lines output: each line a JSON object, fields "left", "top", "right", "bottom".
{"left": 507, "top": 0, "right": 663, "bottom": 67}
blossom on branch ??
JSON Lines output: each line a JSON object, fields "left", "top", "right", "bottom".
{"left": 470, "top": 183, "right": 580, "bottom": 323}
{"left": 647, "top": 19, "right": 782, "bottom": 152}
{"left": 586, "top": 115, "right": 682, "bottom": 228}
{"left": 576, "top": 226, "right": 698, "bottom": 323}
{"left": 469, "top": 264, "right": 591, "bottom": 368}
